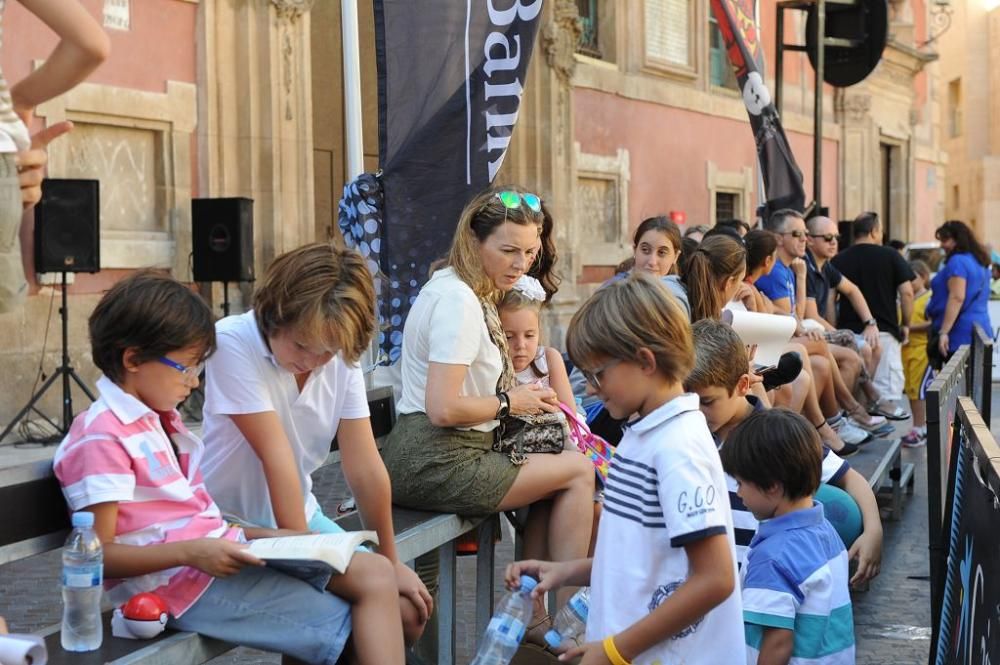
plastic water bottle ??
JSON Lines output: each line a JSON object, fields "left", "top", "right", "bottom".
{"left": 61, "top": 511, "right": 103, "bottom": 651}
{"left": 544, "top": 587, "right": 590, "bottom": 650}
{"left": 470, "top": 575, "right": 538, "bottom": 665}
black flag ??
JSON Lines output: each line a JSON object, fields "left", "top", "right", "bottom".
{"left": 373, "top": 0, "right": 544, "bottom": 362}
{"left": 710, "top": 0, "right": 806, "bottom": 215}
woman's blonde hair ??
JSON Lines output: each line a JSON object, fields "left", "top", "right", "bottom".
{"left": 253, "top": 242, "right": 375, "bottom": 364}
{"left": 444, "top": 185, "right": 560, "bottom": 301}
{"left": 566, "top": 272, "right": 693, "bottom": 385}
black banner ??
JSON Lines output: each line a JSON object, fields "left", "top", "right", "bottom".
{"left": 934, "top": 414, "right": 1000, "bottom": 664}
{"left": 373, "top": 0, "right": 544, "bottom": 362}
{"left": 709, "top": 0, "right": 806, "bottom": 215}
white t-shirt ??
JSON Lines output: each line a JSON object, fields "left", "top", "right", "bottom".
{"left": 200, "top": 311, "right": 370, "bottom": 528}
{"left": 587, "top": 393, "right": 745, "bottom": 664}
{"left": 396, "top": 267, "right": 502, "bottom": 432}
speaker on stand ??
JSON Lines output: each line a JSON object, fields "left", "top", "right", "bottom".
{"left": 191, "top": 197, "right": 254, "bottom": 316}
{"left": 1, "top": 179, "right": 99, "bottom": 444}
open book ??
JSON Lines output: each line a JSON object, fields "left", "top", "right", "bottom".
{"left": 247, "top": 531, "right": 378, "bottom": 579}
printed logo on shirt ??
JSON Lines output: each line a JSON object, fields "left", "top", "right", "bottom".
{"left": 677, "top": 484, "right": 717, "bottom": 518}
{"left": 140, "top": 440, "right": 174, "bottom": 481}
{"left": 649, "top": 580, "right": 704, "bottom": 638}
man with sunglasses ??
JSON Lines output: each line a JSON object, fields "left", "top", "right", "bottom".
{"left": 831, "top": 212, "right": 915, "bottom": 417}
{"left": 804, "top": 217, "right": 901, "bottom": 429}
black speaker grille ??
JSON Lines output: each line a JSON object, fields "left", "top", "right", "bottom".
{"left": 33, "top": 179, "right": 100, "bottom": 274}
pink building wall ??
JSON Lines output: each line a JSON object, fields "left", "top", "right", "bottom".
{"left": 2, "top": 0, "right": 198, "bottom": 293}
{"left": 574, "top": 87, "right": 838, "bottom": 246}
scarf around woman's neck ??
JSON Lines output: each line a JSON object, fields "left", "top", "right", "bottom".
{"left": 481, "top": 298, "right": 516, "bottom": 394}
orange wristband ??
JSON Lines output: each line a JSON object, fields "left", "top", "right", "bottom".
{"left": 602, "top": 636, "right": 631, "bottom": 665}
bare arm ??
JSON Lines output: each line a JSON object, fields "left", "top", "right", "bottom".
{"left": 613, "top": 534, "right": 735, "bottom": 660}
{"left": 839, "top": 277, "right": 880, "bottom": 348}
{"left": 757, "top": 627, "right": 795, "bottom": 665}
{"left": 88, "top": 502, "right": 260, "bottom": 579}
{"left": 831, "top": 468, "right": 882, "bottom": 585}
{"left": 228, "top": 411, "right": 308, "bottom": 531}
{"left": 543, "top": 347, "right": 576, "bottom": 408}
{"left": 898, "top": 280, "right": 914, "bottom": 329}
{"left": 337, "top": 417, "right": 399, "bottom": 562}
{"left": 11, "top": 0, "right": 110, "bottom": 115}
{"left": 804, "top": 298, "right": 836, "bottom": 332}
{"left": 770, "top": 296, "right": 793, "bottom": 315}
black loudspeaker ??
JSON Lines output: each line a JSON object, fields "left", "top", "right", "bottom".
{"left": 192, "top": 197, "right": 254, "bottom": 283}
{"left": 34, "top": 179, "right": 100, "bottom": 273}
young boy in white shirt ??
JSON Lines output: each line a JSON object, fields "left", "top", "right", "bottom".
{"left": 506, "top": 274, "right": 743, "bottom": 664}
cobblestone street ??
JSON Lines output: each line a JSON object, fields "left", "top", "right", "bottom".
{"left": 1, "top": 391, "right": 997, "bottom": 664}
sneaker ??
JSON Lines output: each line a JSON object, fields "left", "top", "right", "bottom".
{"left": 901, "top": 429, "right": 927, "bottom": 448}
{"left": 829, "top": 440, "right": 860, "bottom": 457}
{"left": 832, "top": 416, "right": 874, "bottom": 445}
{"left": 849, "top": 416, "right": 895, "bottom": 439}
{"left": 867, "top": 400, "right": 910, "bottom": 421}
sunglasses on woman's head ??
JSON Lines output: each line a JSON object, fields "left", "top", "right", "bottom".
{"left": 496, "top": 191, "right": 542, "bottom": 213}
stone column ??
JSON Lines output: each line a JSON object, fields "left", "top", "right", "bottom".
{"left": 196, "top": 0, "right": 317, "bottom": 283}
{"left": 500, "top": 0, "right": 582, "bottom": 347}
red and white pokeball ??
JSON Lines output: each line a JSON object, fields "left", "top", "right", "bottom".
{"left": 111, "top": 592, "right": 169, "bottom": 639}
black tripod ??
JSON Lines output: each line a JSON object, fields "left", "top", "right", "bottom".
{"left": 1, "top": 272, "right": 95, "bottom": 444}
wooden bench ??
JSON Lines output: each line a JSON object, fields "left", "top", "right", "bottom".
{"left": 846, "top": 435, "right": 914, "bottom": 522}
{"left": 0, "top": 386, "right": 496, "bottom": 665}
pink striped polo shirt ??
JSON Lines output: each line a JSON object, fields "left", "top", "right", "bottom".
{"left": 54, "top": 376, "right": 242, "bottom": 617}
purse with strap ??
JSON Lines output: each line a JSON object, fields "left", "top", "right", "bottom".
{"left": 494, "top": 411, "right": 569, "bottom": 466}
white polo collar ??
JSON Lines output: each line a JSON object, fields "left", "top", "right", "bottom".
{"left": 628, "top": 393, "right": 700, "bottom": 435}
{"left": 96, "top": 375, "right": 156, "bottom": 425}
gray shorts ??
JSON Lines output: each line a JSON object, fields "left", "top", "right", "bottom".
{"left": 167, "top": 564, "right": 352, "bottom": 664}
{"left": 0, "top": 153, "right": 26, "bottom": 312}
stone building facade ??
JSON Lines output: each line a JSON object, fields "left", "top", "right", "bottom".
{"left": 935, "top": 0, "right": 1000, "bottom": 244}
{"left": 0, "top": 0, "right": 946, "bottom": 429}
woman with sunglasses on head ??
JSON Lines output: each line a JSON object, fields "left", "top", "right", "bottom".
{"left": 381, "top": 186, "right": 595, "bottom": 628}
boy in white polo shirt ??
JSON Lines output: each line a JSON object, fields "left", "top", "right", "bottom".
{"left": 721, "top": 409, "right": 855, "bottom": 664}
{"left": 200, "top": 242, "right": 430, "bottom": 648}
{"left": 506, "top": 274, "right": 743, "bottom": 664}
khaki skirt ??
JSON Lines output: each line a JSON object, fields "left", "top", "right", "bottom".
{"left": 381, "top": 412, "right": 519, "bottom": 517}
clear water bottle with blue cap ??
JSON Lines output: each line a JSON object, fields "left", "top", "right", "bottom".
{"left": 544, "top": 587, "right": 590, "bottom": 650}
{"left": 61, "top": 511, "right": 104, "bottom": 651}
{"left": 470, "top": 575, "right": 537, "bottom": 665}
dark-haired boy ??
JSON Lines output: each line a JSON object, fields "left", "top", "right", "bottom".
{"left": 721, "top": 409, "right": 855, "bottom": 665}
{"left": 686, "top": 319, "right": 882, "bottom": 586}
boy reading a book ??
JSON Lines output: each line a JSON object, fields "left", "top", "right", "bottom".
{"left": 53, "top": 272, "right": 405, "bottom": 665}
{"left": 506, "top": 274, "right": 744, "bottom": 664}
{"left": 721, "top": 409, "right": 855, "bottom": 664}
{"left": 685, "top": 319, "right": 882, "bottom": 586}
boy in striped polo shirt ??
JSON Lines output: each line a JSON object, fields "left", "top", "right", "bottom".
{"left": 721, "top": 409, "right": 855, "bottom": 665}
{"left": 54, "top": 272, "right": 404, "bottom": 665}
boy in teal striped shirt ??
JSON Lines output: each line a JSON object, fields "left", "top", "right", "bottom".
{"left": 721, "top": 408, "right": 855, "bottom": 664}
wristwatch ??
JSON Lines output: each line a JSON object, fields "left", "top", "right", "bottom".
{"left": 495, "top": 392, "right": 511, "bottom": 419}
{"left": 864, "top": 318, "right": 877, "bottom": 328}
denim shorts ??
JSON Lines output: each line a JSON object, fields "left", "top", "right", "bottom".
{"left": 168, "top": 563, "right": 352, "bottom": 664}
